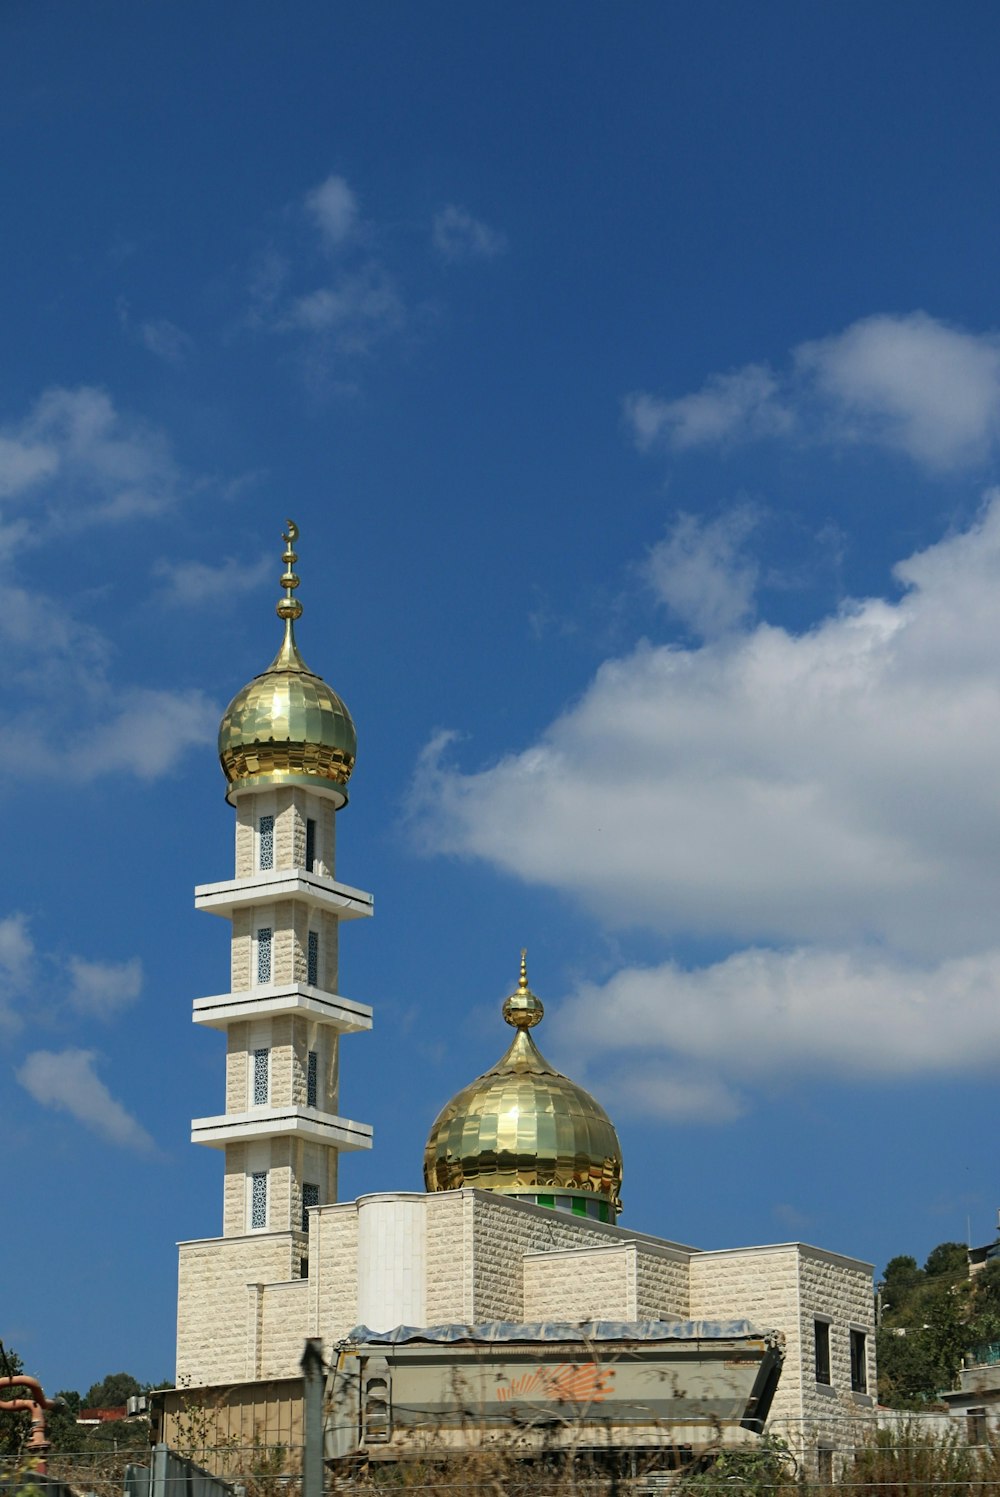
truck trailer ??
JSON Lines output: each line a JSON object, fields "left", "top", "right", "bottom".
{"left": 325, "top": 1319, "right": 784, "bottom": 1468}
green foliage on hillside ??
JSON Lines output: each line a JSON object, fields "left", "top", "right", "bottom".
{"left": 877, "top": 1241, "right": 1000, "bottom": 1408}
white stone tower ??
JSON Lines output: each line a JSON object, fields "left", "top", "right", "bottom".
{"left": 185, "top": 520, "right": 372, "bottom": 1296}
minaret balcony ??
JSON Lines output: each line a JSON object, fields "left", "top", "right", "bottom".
{"left": 192, "top": 982, "right": 372, "bottom": 1034}
{"left": 194, "top": 868, "right": 373, "bottom": 920}
{"left": 191, "top": 1106, "right": 373, "bottom": 1151}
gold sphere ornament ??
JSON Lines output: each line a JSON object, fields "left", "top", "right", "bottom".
{"left": 218, "top": 520, "right": 357, "bottom": 806}
{"left": 423, "top": 952, "right": 623, "bottom": 1221}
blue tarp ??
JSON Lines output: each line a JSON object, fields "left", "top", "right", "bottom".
{"left": 348, "top": 1319, "right": 764, "bottom": 1345}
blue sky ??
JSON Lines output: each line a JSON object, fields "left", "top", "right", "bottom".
{"left": 6, "top": 1, "right": 1000, "bottom": 1395}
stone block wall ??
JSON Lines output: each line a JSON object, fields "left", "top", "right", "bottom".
{"left": 690, "top": 1243, "right": 876, "bottom": 1469}
{"left": 226, "top": 1024, "right": 249, "bottom": 1112}
{"left": 309, "top": 1201, "right": 360, "bottom": 1342}
{"left": 798, "top": 1247, "right": 876, "bottom": 1469}
{"left": 523, "top": 1245, "right": 635, "bottom": 1321}
{"left": 468, "top": 1191, "right": 661, "bottom": 1322}
{"left": 425, "top": 1192, "right": 474, "bottom": 1325}
{"left": 231, "top": 911, "right": 251, "bottom": 991}
{"left": 320, "top": 911, "right": 339, "bottom": 992}
{"left": 177, "top": 1232, "right": 299, "bottom": 1385}
{"left": 259, "top": 1278, "right": 310, "bottom": 1378}
{"left": 635, "top": 1243, "right": 691, "bottom": 1320}
{"left": 690, "top": 1246, "right": 805, "bottom": 1431}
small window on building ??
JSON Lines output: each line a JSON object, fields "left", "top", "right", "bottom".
{"left": 302, "top": 1181, "right": 319, "bottom": 1231}
{"left": 816, "top": 1446, "right": 833, "bottom": 1484}
{"left": 256, "top": 927, "right": 272, "bottom": 985}
{"left": 258, "top": 815, "right": 274, "bottom": 871}
{"left": 250, "top": 1170, "right": 267, "bottom": 1229}
{"left": 814, "top": 1319, "right": 831, "bottom": 1385}
{"left": 307, "top": 930, "right": 319, "bottom": 987}
{"left": 300, "top": 1256, "right": 309, "bottom": 1280}
{"left": 850, "top": 1328, "right": 868, "bottom": 1393}
{"left": 968, "top": 1407, "right": 987, "bottom": 1445}
{"left": 253, "top": 1048, "right": 269, "bottom": 1106}
{"left": 305, "top": 818, "right": 316, "bottom": 872}
{"left": 307, "top": 1049, "right": 318, "bottom": 1108}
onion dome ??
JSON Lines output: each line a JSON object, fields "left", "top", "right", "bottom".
{"left": 423, "top": 953, "right": 623, "bottom": 1222}
{"left": 218, "top": 521, "right": 357, "bottom": 807}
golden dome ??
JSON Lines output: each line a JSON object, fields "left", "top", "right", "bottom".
{"left": 423, "top": 953, "right": 623, "bottom": 1220}
{"left": 218, "top": 521, "right": 357, "bottom": 807}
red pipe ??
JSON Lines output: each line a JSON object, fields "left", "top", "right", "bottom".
{"left": 0, "top": 1375, "right": 63, "bottom": 1474}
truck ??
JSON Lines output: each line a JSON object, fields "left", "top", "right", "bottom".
{"left": 325, "top": 1318, "right": 784, "bottom": 1470}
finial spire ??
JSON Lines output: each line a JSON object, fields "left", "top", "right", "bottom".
{"left": 277, "top": 520, "right": 303, "bottom": 622}
{"left": 270, "top": 519, "right": 308, "bottom": 671}
{"left": 503, "top": 948, "right": 544, "bottom": 1029}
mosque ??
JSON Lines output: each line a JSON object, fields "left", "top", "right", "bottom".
{"left": 170, "top": 523, "right": 877, "bottom": 1472}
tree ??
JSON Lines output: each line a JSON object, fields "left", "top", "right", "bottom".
{"left": 83, "top": 1373, "right": 142, "bottom": 1410}
{"left": 0, "top": 1345, "right": 29, "bottom": 1458}
{"left": 877, "top": 1241, "right": 977, "bottom": 1407}
{"left": 924, "top": 1242, "right": 968, "bottom": 1280}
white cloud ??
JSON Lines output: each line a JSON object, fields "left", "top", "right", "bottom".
{"left": 51, "top": 688, "right": 217, "bottom": 781}
{"left": 625, "top": 365, "right": 791, "bottom": 452}
{"left": 644, "top": 507, "right": 759, "bottom": 638}
{"left": 596, "top": 1061, "right": 747, "bottom": 1124}
{"left": 0, "top": 435, "right": 59, "bottom": 496}
{"left": 0, "top": 385, "right": 183, "bottom": 533}
{"left": 627, "top": 312, "right": 1000, "bottom": 472}
{"left": 137, "top": 318, "right": 193, "bottom": 365}
{"left": 154, "top": 552, "right": 271, "bottom": 607}
{"left": 432, "top": 205, "right": 507, "bottom": 263}
{"left": 550, "top": 946, "right": 1000, "bottom": 1113}
{"left": 796, "top": 313, "right": 1000, "bottom": 469}
{"left": 17, "top": 1048, "right": 154, "bottom": 1151}
{"left": 305, "top": 174, "right": 359, "bottom": 249}
{"left": 68, "top": 956, "right": 143, "bottom": 1019}
{"left": 0, "top": 914, "right": 33, "bottom": 1031}
{"left": 415, "top": 493, "right": 1000, "bottom": 1109}
{"left": 0, "top": 575, "right": 217, "bottom": 784}
{"left": 283, "top": 267, "right": 403, "bottom": 350}
{"left": 0, "top": 386, "right": 222, "bottom": 787}
{"left": 117, "top": 299, "right": 193, "bottom": 364}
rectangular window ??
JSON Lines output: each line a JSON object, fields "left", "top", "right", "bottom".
{"left": 850, "top": 1329, "right": 868, "bottom": 1393}
{"left": 256, "top": 927, "right": 272, "bottom": 985}
{"left": 307, "top": 1049, "right": 318, "bottom": 1108}
{"left": 968, "top": 1407, "right": 987, "bottom": 1445}
{"left": 305, "top": 818, "right": 316, "bottom": 872}
{"left": 258, "top": 815, "right": 274, "bottom": 871}
{"left": 814, "top": 1319, "right": 831, "bottom": 1385}
{"left": 307, "top": 931, "right": 319, "bottom": 987}
{"left": 250, "top": 1170, "right": 267, "bottom": 1229}
{"left": 253, "top": 1048, "right": 269, "bottom": 1106}
{"left": 302, "top": 1181, "right": 319, "bottom": 1231}
{"left": 816, "top": 1447, "right": 833, "bottom": 1484}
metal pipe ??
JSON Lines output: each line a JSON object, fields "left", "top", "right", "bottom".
{"left": 0, "top": 1374, "right": 65, "bottom": 1474}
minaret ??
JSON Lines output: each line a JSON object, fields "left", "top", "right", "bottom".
{"left": 190, "top": 521, "right": 372, "bottom": 1259}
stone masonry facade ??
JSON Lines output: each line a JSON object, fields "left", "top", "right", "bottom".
{"left": 176, "top": 1186, "right": 875, "bottom": 1466}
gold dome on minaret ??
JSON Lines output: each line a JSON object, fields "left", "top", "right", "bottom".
{"left": 423, "top": 953, "right": 623, "bottom": 1221}
{"left": 218, "top": 521, "right": 357, "bottom": 807}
